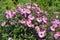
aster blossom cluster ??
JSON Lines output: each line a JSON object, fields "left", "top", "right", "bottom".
{"left": 1, "top": 2, "right": 60, "bottom": 40}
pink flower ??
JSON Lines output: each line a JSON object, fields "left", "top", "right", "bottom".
{"left": 26, "top": 9, "right": 31, "bottom": 14}
{"left": 17, "top": 4, "right": 24, "bottom": 14}
{"left": 35, "top": 26, "right": 46, "bottom": 38}
{"left": 21, "top": 8, "right": 27, "bottom": 14}
{"left": 6, "top": 15, "right": 12, "bottom": 19}
{"left": 26, "top": 19, "right": 34, "bottom": 28}
{"left": 19, "top": 20, "right": 26, "bottom": 24}
{"left": 1, "top": 22, "right": 6, "bottom": 26}
{"left": 42, "top": 16, "right": 47, "bottom": 23}
{"left": 8, "top": 37, "right": 13, "bottom": 40}
{"left": 28, "top": 14, "right": 35, "bottom": 20}
{"left": 50, "top": 26, "right": 55, "bottom": 31}
{"left": 5, "top": 10, "right": 12, "bottom": 19}
{"left": 27, "top": 23, "right": 34, "bottom": 28}
{"left": 54, "top": 12, "right": 59, "bottom": 15}
{"left": 38, "top": 30, "right": 46, "bottom": 38}
{"left": 35, "top": 26, "right": 40, "bottom": 32}
{"left": 51, "top": 19, "right": 60, "bottom": 25}
{"left": 32, "top": 6, "right": 36, "bottom": 10}
{"left": 6, "top": 15, "right": 10, "bottom": 19}
{"left": 5, "top": 10, "right": 10, "bottom": 14}
{"left": 54, "top": 12, "right": 59, "bottom": 18}
{"left": 27, "top": 23, "right": 31, "bottom": 27}
{"left": 36, "top": 17, "right": 42, "bottom": 23}
{"left": 26, "top": 19, "right": 31, "bottom": 24}
{"left": 50, "top": 23, "right": 58, "bottom": 31}
{"left": 54, "top": 33, "right": 59, "bottom": 39}
{"left": 36, "top": 7, "right": 43, "bottom": 14}
{"left": 53, "top": 24, "right": 58, "bottom": 28}
{"left": 36, "top": 16, "right": 47, "bottom": 23}
{"left": 10, "top": 21, "right": 15, "bottom": 25}
{"left": 54, "top": 32, "right": 60, "bottom": 39}
{"left": 33, "top": 3, "right": 38, "bottom": 7}
{"left": 12, "top": 10, "right": 16, "bottom": 15}
{"left": 31, "top": 24, "right": 34, "bottom": 28}
{"left": 26, "top": 2, "right": 31, "bottom": 9}
{"left": 56, "top": 15, "right": 58, "bottom": 18}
